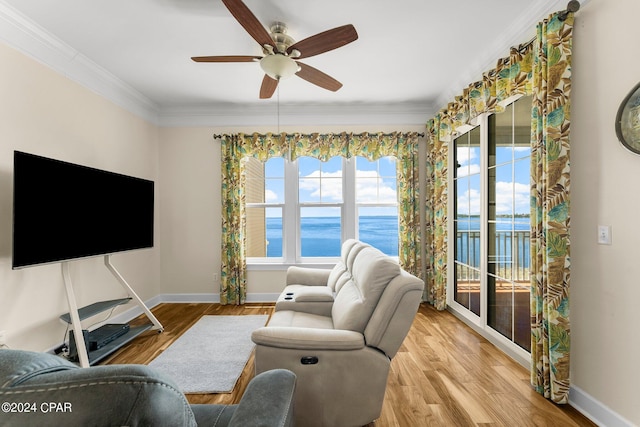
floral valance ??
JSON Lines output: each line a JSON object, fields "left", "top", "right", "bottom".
{"left": 226, "top": 132, "right": 420, "bottom": 162}
{"left": 428, "top": 41, "right": 535, "bottom": 142}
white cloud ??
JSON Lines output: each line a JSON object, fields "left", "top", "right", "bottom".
{"left": 299, "top": 168, "right": 397, "bottom": 203}
{"left": 299, "top": 170, "right": 343, "bottom": 201}
{"left": 264, "top": 189, "right": 278, "bottom": 202}
{"left": 456, "top": 147, "right": 480, "bottom": 178}
{"left": 457, "top": 163, "right": 481, "bottom": 178}
{"left": 458, "top": 181, "right": 529, "bottom": 216}
{"left": 495, "top": 181, "right": 530, "bottom": 214}
{"left": 456, "top": 147, "right": 478, "bottom": 165}
{"left": 355, "top": 170, "right": 397, "bottom": 203}
{"left": 457, "top": 188, "right": 481, "bottom": 215}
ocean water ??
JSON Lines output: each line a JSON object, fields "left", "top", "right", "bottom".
{"left": 266, "top": 216, "right": 399, "bottom": 257}
{"left": 264, "top": 216, "right": 531, "bottom": 265}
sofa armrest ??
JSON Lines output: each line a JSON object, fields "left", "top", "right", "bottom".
{"left": 252, "top": 327, "right": 365, "bottom": 350}
{"left": 229, "top": 369, "right": 296, "bottom": 427}
{"left": 286, "top": 266, "right": 332, "bottom": 286}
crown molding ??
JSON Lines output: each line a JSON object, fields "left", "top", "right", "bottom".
{"left": 0, "top": 1, "right": 160, "bottom": 124}
{"left": 158, "top": 101, "right": 435, "bottom": 128}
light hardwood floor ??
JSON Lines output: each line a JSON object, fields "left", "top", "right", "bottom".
{"left": 103, "top": 303, "right": 595, "bottom": 426}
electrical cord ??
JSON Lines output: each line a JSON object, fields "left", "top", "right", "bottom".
{"left": 85, "top": 305, "right": 119, "bottom": 330}
{"left": 58, "top": 304, "right": 119, "bottom": 359}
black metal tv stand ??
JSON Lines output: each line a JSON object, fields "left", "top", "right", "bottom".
{"left": 61, "top": 255, "right": 163, "bottom": 367}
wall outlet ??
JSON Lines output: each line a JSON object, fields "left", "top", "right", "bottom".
{"left": 213, "top": 273, "right": 218, "bottom": 282}
{"left": 597, "top": 225, "right": 612, "bottom": 245}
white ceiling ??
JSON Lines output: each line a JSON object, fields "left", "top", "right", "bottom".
{"left": 0, "top": 0, "right": 573, "bottom": 126}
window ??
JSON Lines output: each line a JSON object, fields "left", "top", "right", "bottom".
{"left": 452, "top": 95, "right": 532, "bottom": 354}
{"left": 246, "top": 155, "right": 398, "bottom": 263}
{"left": 245, "top": 156, "right": 285, "bottom": 258}
{"left": 298, "top": 156, "right": 344, "bottom": 257}
{"left": 356, "top": 157, "right": 399, "bottom": 253}
{"left": 454, "top": 126, "right": 481, "bottom": 316}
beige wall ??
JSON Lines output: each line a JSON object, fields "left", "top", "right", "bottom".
{"left": 0, "top": 43, "right": 160, "bottom": 351}
{"left": 157, "top": 127, "right": 220, "bottom": 294}
{"left": 571, "top": 0, "right": 640, "bottom": 424}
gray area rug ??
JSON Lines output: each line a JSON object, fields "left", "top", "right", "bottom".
{"left": 148, "top": 315, "right": 268, "bottom": 393}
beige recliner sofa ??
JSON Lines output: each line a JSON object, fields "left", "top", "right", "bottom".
{"left": 252, "top": 240, "right": 424, "bottom": 427}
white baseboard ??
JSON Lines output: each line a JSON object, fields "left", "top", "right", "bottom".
{"left": 245, "top": 293, "right": 280, "bottom": 303}
{"left": 108, "top": 292, "right": 279, "bottom": 325}
{"left": 569, "top": 385, "right": 635, "bottom": 427}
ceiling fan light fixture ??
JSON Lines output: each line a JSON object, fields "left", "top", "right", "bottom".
{"left": 260, "top": 54, "right": 299, "bottom": 80}
{"left": 194, "top": 0, "right": 357, "bottom": 98}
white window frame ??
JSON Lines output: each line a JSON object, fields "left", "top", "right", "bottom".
{"left": 247, "top": 156, "right": 398, "bottom": 269}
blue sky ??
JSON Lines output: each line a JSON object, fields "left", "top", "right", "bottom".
{"left": 456, "top": 146, "right": 531, "bottom": 216}
{"left": 263, "top": 156, "right": 398, "bottom": 217}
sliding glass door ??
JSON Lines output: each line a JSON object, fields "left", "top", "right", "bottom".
{"left": 452, "top": 95, "right": 532, "bottom": 354}
{"left": 487, "top": 97, "right": 532, "bottom": 352}
{"left": 454, "top": 126, "right": 481, "bottom": 316}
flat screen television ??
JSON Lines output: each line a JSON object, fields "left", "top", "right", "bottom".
{"left": 12, "top": 151, "right": 154, "bottom": 269}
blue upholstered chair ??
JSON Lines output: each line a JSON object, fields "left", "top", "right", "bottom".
{"left": 0, "top": 349, "right": 295, "bottom": 427}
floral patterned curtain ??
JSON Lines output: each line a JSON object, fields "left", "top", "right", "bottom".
{"left": 289, "top": 133, "right": 349, "bottom": 161}
{"left": 220, "top": 133, "right": 288, "bottom": 304}
{"left": 425, "top": 117, "right": 448, "bottom": 309}
{"left": 425, "top": 11, "right": 573, "bottom": 403}
{"left": 220, "top": 132, "right": 422, "bottom": 304}
{"left": 392, "top": 134, "right": 422, "bottom": 277}
{"left": 220, "top": 134, "right": 246, "bottom": 305}
{"left": 530, "top": 13, "right": 573, "bottom": 404}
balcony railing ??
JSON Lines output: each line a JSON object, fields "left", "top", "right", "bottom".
{"left": 455, "top": 230, "right": 531, "bottom": 283}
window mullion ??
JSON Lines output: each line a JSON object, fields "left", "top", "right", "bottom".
{"left": 479, "top": 113, "right": 489, "bottom": 328}
{"left": 284, "top": 156, "right": 298, "bottom": 264}
{"left": 343, "top": 157, "right": 356, "bottom": 241}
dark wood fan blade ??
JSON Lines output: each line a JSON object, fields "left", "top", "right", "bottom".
{"left": 287, "top": 24, "right": 358, "bottom": 59}
{"left": 222, "top": 0, "right": 274, "bottom": 48}
{"left": 296, "top": 62, "right": 342, "bottom": 92}
{"left": 260, "top": 75, "right": 279, "bottom": 99}
{"left": 191, "top": 55, "right": 260, "bottom": 62}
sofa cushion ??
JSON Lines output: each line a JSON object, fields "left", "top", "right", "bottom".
{"left": 293, "top": 286, "right": 334, "bottom": 302}
{"left": 286, "top": 266, "right": 332, "bottom": 287}
{"left": 345, "top": 240, "right": 369, "bottom": 272}
{"left": 326, "top": 260, "right": 347, "bottom": 292}
{"left": 333, "top": 271, "right": 352, "bottom": 294}
{"left": 331, "top": 247, "right": 400, "bottom": 332}
{"left": 340, "top": 239, "right": 360, "bottom": 263}
{"left": 268, "top": 310, "right": 334, "bottom": 329}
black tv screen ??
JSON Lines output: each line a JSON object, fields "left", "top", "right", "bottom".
{"left": 12, "top": 151, "right": 154, "bottom": 269}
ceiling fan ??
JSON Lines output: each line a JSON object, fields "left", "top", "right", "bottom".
{"left": 191, "top": 0, "right": 358, "bottom": 99}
